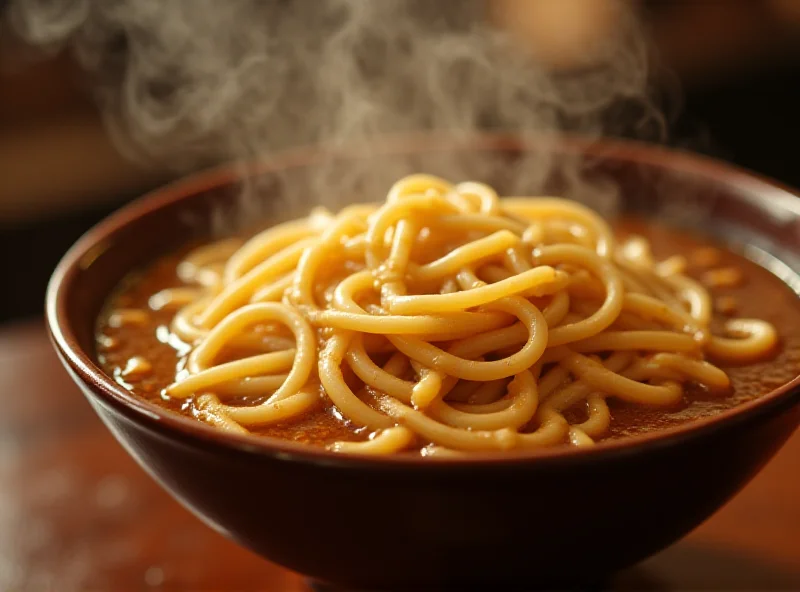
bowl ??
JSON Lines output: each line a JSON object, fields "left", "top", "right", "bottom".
{"left": 46, "top": 135, "right": 800, "bottom": 590}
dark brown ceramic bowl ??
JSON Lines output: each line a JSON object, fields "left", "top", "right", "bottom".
{"left": 46, "top": 135, "right": 800, "bottom": 590}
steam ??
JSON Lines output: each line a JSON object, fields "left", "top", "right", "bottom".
{"left": 5, "top": 0, "right": 661, "bottom": 222}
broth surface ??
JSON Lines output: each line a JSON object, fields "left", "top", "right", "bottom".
{"left": 96, "top": 219, "right": 800, "bottom": 448}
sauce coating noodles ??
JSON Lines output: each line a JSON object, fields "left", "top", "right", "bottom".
{"left": 99, "top": 175, "right": 789, "bottom": 456}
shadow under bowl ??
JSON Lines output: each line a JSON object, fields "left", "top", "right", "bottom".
{"left": 46, "top": 134, "right": 800, "bottom": 590}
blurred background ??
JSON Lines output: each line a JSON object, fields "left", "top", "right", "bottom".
{"left": 1, "top": 0, "right": 799, "bottom": 323}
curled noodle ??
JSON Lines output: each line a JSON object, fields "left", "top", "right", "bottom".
{"left": 136, "top": 175, "right": 780, "bottom": 455}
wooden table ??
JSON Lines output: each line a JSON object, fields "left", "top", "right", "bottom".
{"left": 1, "top": 320, "right": 798, "bottom": 591}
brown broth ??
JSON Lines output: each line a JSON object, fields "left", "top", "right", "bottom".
{"left": 95, "top": 219, "right": 800, "bottom": 449}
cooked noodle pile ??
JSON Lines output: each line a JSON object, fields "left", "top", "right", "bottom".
{"left": 148, "top": 175, "right": 777, "bottom": 455}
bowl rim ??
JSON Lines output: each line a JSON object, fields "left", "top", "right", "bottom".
{"left": 45, "top": 132, "right": 800, "bottom": 469}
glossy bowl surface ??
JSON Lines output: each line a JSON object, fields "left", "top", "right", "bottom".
{"left": 46, "top": 135, "right": 800, "bottom": 589}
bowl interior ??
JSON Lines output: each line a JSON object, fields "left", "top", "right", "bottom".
{"left": 48, "top": 134, "right": 800, "bottom": 463}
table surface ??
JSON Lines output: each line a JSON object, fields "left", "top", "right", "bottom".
{"left": 1, "top": 320, "right": 798, "bottom": 592}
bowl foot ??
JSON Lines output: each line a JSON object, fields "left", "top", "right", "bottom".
{"left": 307, "top": 576, "right": 616, "bottom": 592}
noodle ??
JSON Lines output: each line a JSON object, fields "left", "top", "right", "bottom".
{"left": 120, "top": 174, "right": 779, "bottom": 455}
